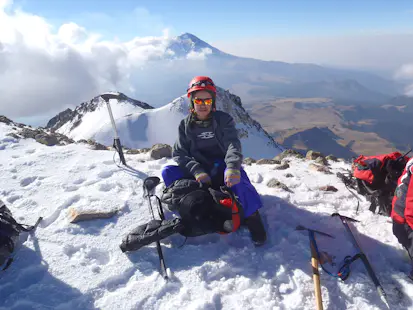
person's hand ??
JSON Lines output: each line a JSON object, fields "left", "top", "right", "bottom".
{"left": 224, "top": 169, "right": 241, "bottom": 187}
{"left": 194, "top": 172, "right": 211, "bottom": 184}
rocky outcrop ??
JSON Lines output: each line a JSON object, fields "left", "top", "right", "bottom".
{"left": 274, "top": 149, "right": 305, "bottom": 161}
{"left": 150, "top": 144, "right": 172, "bottom": 160}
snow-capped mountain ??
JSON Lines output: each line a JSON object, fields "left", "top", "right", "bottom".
{"left": 151, "top": 33, "right": 400, "bottom": 103}
{"left": 47, "top": 92, "right": 153, "bottom": 141}
{"left": 48, "top": 88, "right": 284, "bottom": 159}
{"left": 166, "top": 33, "right": 234, "bottom": 58}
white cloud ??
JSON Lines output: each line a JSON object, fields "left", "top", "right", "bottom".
{"left": 395, "top": 63, "right": 413, "bottom": 79}
{"left": 0, "top": 4, "right": 201, "bottom": 122}
{"left": 394, "top": 63, "right": 413, "bottom": 96}
{"left": 0, "top": 0, "right": 11, "bottom": 10}
{"left": 187, "top": 48, "right": 212, "bottom": 60}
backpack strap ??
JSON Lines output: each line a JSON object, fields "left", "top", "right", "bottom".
{"left": 218, "top": 186, "right": 242, "bottom": 233}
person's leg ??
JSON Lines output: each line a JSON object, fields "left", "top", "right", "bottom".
{"left": 230, "top": 168, "right": 267, "bottom": 246}
{"left": 393, "top": 221, "right": 413, "bottom": 259}
{"left": 231, "top": 168, "right": 263, "bottom": 217}
{"left": 161, "top": 165, "right": 192, "bottom": 187}
{"left": 393, "top": 221, "right": 413, "bottom": 279}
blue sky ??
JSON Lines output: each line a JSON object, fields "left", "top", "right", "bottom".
{"left": 11, "top": 0, "right": 413, "bottom": 42}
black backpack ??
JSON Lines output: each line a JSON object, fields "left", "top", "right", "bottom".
{"left": 120, "top": 180, "right": 244, "bottom": 253}
{"left": 0, "top": 200, "right": 41, "bottom": 270}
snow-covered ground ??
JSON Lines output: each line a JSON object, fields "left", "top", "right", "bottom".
{"left": 0, "top": 123, "right": 412, "bottom": 310}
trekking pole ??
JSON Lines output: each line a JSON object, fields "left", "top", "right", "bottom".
{"left": 331, "top": 213, "right": 390, "bottom": 309}
{"left": 143, "top": 176, "right": 169, "bottom": 280}
{"left": 100, "top": 93, "right": 127, "bottom": 165}
{"left": 296, "top": 225, "right": 335, "bottom": 310}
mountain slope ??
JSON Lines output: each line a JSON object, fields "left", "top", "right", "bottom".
{"left": 0, "top": 121, "right": 412, "bottom": 310}
{"left": 47, "top": 92, "right": 154, "bottom": 141}
{"left": 50, "top": 88, "right": 284, "bottom": 159}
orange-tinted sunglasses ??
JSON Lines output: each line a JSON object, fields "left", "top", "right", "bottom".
{"left": 192, "top": 98, "right": 213, "bottom": 105}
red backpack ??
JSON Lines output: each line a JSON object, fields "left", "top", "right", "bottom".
{"left": 352, "top": 152, "right": 407, "bottom": 186}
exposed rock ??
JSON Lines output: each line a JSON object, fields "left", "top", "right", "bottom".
{"left": 309, "top": 163, "right": 333, "bottom": 174}
{"left": 319, "top": 185, "right": 338, "bottom": 192}
{"left": 243, "top": 157, "right": 256, "bottom": 165}
{"left": 256, "top": 159, "right": 281, "bottom": 165}
{"left": 46, "top": 108, "right": 75, "bottom": 130}
{"left": 20, "top": 128, "right": 42, "bottom": 139}
{"left": 6, "top": 133, "right": 21, "bottom": 140}
{"left": 274, "top": 163, "right": 290, "bottom": 170}
{"left": 126, "top": 149, "right": 142, "bottom": 155}
{"left": 68, "top": 207, "right": 118, "bottom": 223}
{"left": 87, "top": 139, "right": 109, "bottom": 150}
{"left": 274, "top": 149, "right": 305, "bottom": 161}
{"left": 315, "top": 156, "right": 329, "bottom": 166}
{"left": 35, "top": 133, "right": 59, "bottom": 146}
{"left": 267, "top": 178, "right": 293, "bottom": 192}
{"left": 306, "top": 150, "right": 325, "bottom": 160}
{"left": 150, "top": 144, "right": 172, "bottom": 160}
{"left": 0, "top": 115, "right": 13, "bottom": 125}
{"left": 285, "top": 173, "right": 294, "bottom": 178}
{"left": 54, "top": 133, "right": 75, "bottom": 145}
{"left": 326, "top": 155, "right": 338, "bottom": 162}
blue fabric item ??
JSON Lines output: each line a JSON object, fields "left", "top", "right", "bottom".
{"left": 161, "top": 163, "right": 262, "bottom": 218}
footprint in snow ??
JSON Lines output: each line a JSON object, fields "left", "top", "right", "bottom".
{"left": 19, "top": 176, "right": 38, "bottom": 187}
{"left": 97, "top": 170, "right": 115, "bottom": 179}
{"left": 63, "top": 244, "right": 110, "bottom": 267}
{"left": 7, "top": 195, "right": 23, "bottom": 203}
{"left": 41, "top": 195, "right": 81, "bottom": 228}
{"left": 88, "top": 164, "right": 97, "bottom": 170}
{"left": 25, "top": 149, "right": 36, "bottom": 154}
{"left": 102, "top": 160, "right": 113, "bottom": 166}
{"left": 62, "top": 184, "right": 80, "bottom": 192}
{"left": 98, "top": 183, "right": 116, "bottom": 192}
{"left": 73, "top": 178, "right": 86, "bottom": 185}
{"left": 83, "top": 179, "right": 99, "bottom": 186}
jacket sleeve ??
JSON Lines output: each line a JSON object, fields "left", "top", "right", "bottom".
{"left": 221, "top": 114, "right": 243, "bottom": 170}
{"left": 172, "top": 120, "right": 205, "bottom": 176}
{"left": 405, "top": 165, "right": 413, "bottom": 229}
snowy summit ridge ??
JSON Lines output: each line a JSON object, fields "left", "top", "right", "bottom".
{"left": 47, "top": 87, "right": 284, "bottom": 159}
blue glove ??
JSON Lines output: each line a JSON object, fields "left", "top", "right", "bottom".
{"left": 224, "top": 169, "right": 241, "bottom": 187}
{"left": 194, "top": 172, "right": 211, "bottom": 184}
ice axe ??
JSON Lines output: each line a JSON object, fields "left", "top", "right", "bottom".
{"left": 100, "top": 92, "right": 127, "bottom": 165}
{"left": 296, "top": 225, "right": 335, "bottom": 310}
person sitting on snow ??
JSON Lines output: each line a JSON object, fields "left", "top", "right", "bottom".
{"left": 161, "top": 76, "right": 267, "bottom": 246}
{"left": 391, "top": 157, "right": 413, "bottom": 279}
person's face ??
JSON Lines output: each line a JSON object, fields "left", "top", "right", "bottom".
{"left": 192, "top": 90, "right": 213, "bottom": 119}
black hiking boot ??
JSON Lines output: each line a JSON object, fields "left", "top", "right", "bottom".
{"left": 245, "top": 210, "right": 267, "bottom": 247}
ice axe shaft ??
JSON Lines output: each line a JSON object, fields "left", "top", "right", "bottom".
{"left": 296, "top": 225, "right": 334, "bottom": 310}
{"left": 331, "top": 213, "right": 390, "bottom": 309}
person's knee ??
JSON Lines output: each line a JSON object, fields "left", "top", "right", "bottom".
{"left": 161, "top": 165, "right": 181, "bottom": 186}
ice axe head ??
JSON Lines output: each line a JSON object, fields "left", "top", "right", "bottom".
{"left": 101, "top": 93, "right": 120, "bottom": 103}
{"left": 296, "top": 225, "right": 335, "bottom": 239}
{"left": 331, "top": 213, "right": 359, "bottom": 223}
